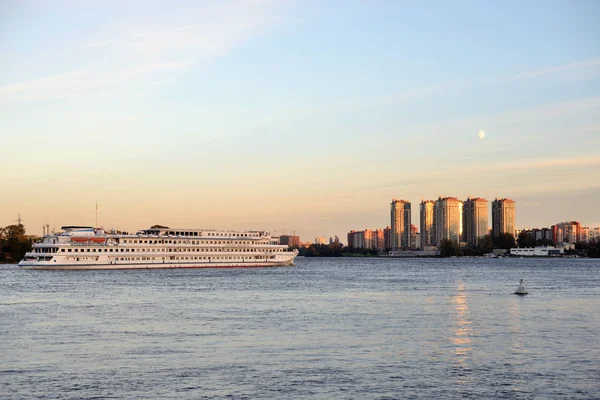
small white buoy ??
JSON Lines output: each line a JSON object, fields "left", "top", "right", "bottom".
{"left": 514, "top": 279, "right": 528, "bottom": 295}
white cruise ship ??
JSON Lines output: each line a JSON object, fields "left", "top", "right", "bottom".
{"left": 19, "top": 226, "right": 298, "bottom": 270}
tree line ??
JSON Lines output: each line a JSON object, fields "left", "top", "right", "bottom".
{"left": 295, "top": 243, "right": 381, "bottom": 257}
{"left": 438, "top": 233, "right": 517, "bottom": 257}
{"left": 0, "top": 225, "right": 34, "bottom": 263}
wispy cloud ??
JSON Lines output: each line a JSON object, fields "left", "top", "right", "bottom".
{"left": 0, "top": 0, "right": 287, "bottom": 104}
{"left": 0, "top": 61, "right": 191, "bottom": 102}
{"left": 503, "top": 58, "right": 600, "bottom": 82}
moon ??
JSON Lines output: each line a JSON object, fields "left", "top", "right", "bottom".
{"left": 478, "top": 129, "right": 486, "bottom": 139}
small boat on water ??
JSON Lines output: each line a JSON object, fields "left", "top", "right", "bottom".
{"left": 514, "top": 279, "right": 528, "bottom": 295}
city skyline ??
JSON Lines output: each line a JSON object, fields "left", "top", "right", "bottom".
{"left": 1, "top": 1, "right": 599, "bottom": 240}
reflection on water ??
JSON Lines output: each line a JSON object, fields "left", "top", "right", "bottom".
{"left": 450, "top": 280, "right": 472, "bottom": 385}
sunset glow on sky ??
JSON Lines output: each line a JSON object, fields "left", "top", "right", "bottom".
{"left": 1, "top": 0, "right": 599, "bottom": 239}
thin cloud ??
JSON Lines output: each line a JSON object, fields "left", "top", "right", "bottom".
{"left": 503, "top": 58, "right": 600, "bottom": 82}
{"left": 1, "top": 1, "right": 287, "bottom": 104}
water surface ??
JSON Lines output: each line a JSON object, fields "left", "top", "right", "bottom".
{"left": 1, "top": 257, "right": 599, "bottom": 399}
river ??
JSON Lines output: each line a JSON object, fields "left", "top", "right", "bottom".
{"left": 1, "top": 257, "right": 599, "bottom": 399}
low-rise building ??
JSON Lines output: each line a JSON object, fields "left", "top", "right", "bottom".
{"left": 510, "top": 246, "right": 563, "bottom": 256}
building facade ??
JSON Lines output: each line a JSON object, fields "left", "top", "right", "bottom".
{"left": 384, "top": 226, "right": 391, "bottom": 250}
{"left": 390, "top": 199, "right": 411, "bottom": 250}
{"left": 374, "top": 229, "right": 385, "bottom": 250}
{"left": 492, "top": 198, "right": 516, "bottom": 239}
{"left": 463, "top": 197, "right": 489, "bottom": 246}
{"left": 347, "top": 229, "right": 386, "bottom": 250}
{"left": 434, "top": 196, "right": 461, "bottom": 244}
{"left": 279, "top": 235, "right": 300, "bottom": 248}
{"left": 419, "top": 200, "right": 435, "bottom": 248}
{"left": 551, "top": 221, "right": 581, "bottom": 244}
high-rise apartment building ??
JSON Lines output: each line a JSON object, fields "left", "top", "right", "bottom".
{"left": 458, "top": 200, "right": 464, "bottom": 242}
{"left": 347, "top": 229, "right": 385, "bottom": 250}
{"left": 390, "top": 199, "right": 411, "bottom": 250}
{"left": 589, "top": 227, "right": 600, "bottom": 242}
{"left": 492, "top": 198, "right": 516, "bottom": 238}
{"left": 463, "top": 197, "right": 489, "bottom": 246}
{"left": 363, "top": 229, "right": 374, "bottom": 249}
{"left": 374, "top": 229, "right": 385, "bottom": 250}
{"left": 315, "top": 236, "right": 325, "bottom": 245}
{"left": 279, "top": 235, "right": 300, "bottom": 248}
{"left": 384, "top": 226, "right": 391, "bottom": 250}
{"left": 420, "top": 200, "right": 435, "bottom": 247}
{"left": 551, "top": 221, "right": 581, "bottom": 244}
{"left": 410, "top": 224, "right": 418, "bottom": 249}
{"left": 434, "top": 197, "right": 461, "bottom": 244}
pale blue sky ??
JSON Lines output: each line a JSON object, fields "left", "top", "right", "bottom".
{"left": 1, "top": 0, "right": 599, "bottom": 240}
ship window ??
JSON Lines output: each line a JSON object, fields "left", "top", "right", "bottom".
{"left": 61, "top": 249, "right": 65, "bottom": 252}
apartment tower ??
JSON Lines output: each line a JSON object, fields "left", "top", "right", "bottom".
{"left": 420, "top": 200, "right": 435, "bottom": 247}
{"left": 390, "top": 199, "right": 411, "bottom": 250}
{"left": 491, "top": 198, "right": 516, "bottom": 238}
{"left": 434, "top": 197, "right": 461, "bottom": 244}
{"left": 463, "top": 197, "right": 489, "bottom": 246}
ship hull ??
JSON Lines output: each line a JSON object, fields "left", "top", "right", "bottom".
{"left": 19, "top": 259, "right": 295, "bottom": 270}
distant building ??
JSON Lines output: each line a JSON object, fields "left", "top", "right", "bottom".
{"left": 551, "top": 221, "right": 581, "bottom": 244}
{"left": 334, "top": 235, "right": 340, "bottom": 244}
{"left": 492, "top": 198, "right": 516, "bottom": 238}
{"left": 315, "top": 236, "right": 325, "bottom": 245}
{"left": 463, "top": 197, "right": 489, "bottom": 246}
{"left": 458, "top": 200, "right": 464, "bottom": 241}
{"left": 279, "top": 235, "right": 300, "bottom": 248}
{"left": 347, "top": 230, "right": 365, "bottom": 249}
{"left": 589, "top": 227, "right": 600, "bottom": 242}
{"left": 383, "top": 226, "right": 391, "bottom": 250}
{"left": 410, "top": 224, "right": 418, "bottom": 249}
{"left": 420, "top": 200, "right": 435, "bottom": 247}
{"left": 434, "top": 196, "right": 461, "bottom": 244}
{"left": 391, "top": 199, "right": 411, "bottom": 250}
{"left": 374, "top": 229, "right": 385, "bottom": 250}
{"left": 520, "top": 228, "right": 553, "bottom": 244}
{"left": 510, "top": 246, "right": 563, "bottom": 256}
{"left": 580, "top": 227, "right": 589, "bottom": 243}
{"left": 299, "top": 241, "right": 313, "bottom": 248}
{"left": 347, "top": 228, "right": 386, "bottom": 250}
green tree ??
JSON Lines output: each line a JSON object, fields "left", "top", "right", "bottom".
{"left": 305, "top": 245, "right": 319, "bottom": 257}
{"left": 517, "top": 231, "right": 536, "bottom": 248}
{"left": 440, "top": 239, "right": 460, "bottom": 257}
{"left": 477, "top": 234, "right": 494, "bottom": 254}
{"left": 494, "top": 233, "right": 516, "bottom": 249}
{"left": 5, "top": 224, "right": 25, "bottom": 240}
{"left": 588, "top": 240, "right": 600, "bottom": 258}
{"left": 0, "top": 224, "right": 32, "bottom": 262}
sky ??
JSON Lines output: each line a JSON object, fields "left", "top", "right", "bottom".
{"left": 1, "top": 0, "right": 599, "bottom": 241}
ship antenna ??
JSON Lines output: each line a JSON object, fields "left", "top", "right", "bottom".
{"left": 96, "top": 201, "right": 98, "bottom": 229}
